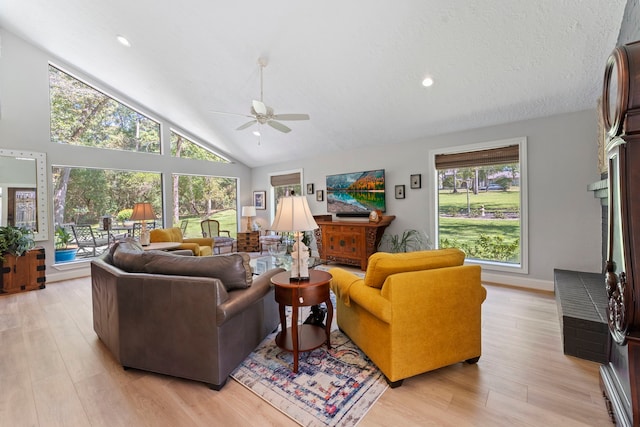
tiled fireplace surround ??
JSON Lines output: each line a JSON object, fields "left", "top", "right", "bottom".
{"left": 554, "top": 179, "right": 608, "bottom": 364}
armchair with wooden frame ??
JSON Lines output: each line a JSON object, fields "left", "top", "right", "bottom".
{"left": 200, "top": 219, "right": 235, "bottom": 254}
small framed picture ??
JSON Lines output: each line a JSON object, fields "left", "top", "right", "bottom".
{"left": 254, "top": 191, "right": 266, "bottom": 210}
{"left": 307, "top": 183, "right": 314, "bottom": 194}
{"left": 316, "top": 190, "right": 324, "bottom": 202}
{"left": 395, "top": 185, "right": 405, "bottom": 199}
{"left": 410, "top": 174, "right": 422, "bottom": 189}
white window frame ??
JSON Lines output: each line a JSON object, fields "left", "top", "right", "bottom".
{"left": 267, "top": 168, "right": 304, "bottom": 220}
{"left": 169, "top": 128, "right": 231, "bottom": 163}
{"left": 428, "top": 137, "right": 528, "bottom": 274}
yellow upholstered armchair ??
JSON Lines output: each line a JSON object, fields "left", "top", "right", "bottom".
{"left": 149, "top": 227, "right": 214, "bottom": 256}
{"left": 329, "top": 248, "right": 485, "bottom": 388}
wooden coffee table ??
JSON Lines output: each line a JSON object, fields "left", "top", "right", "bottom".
{"left": 271, "top": 270, "right": 333, "bottom": 373}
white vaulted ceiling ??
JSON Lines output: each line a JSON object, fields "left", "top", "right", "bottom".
{"left": 0, "top": 1, "right": 627, "bottom": 167}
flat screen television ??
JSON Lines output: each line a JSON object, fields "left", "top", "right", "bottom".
{"left": 326, "top": 169, "right": 386, "bottom": 216}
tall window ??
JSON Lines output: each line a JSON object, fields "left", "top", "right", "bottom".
{"left": 431, "top": 138, "right": 527, "bottom": 273}
{"left": 172, "top": 174, "right": 237, "bottom": 238}
{"left": 49, "top": 65, "right": 160, "bottom": 153}
{"left": 48, "top": 62, "right": 240, "bottom": 262}
{"left": 52, "top": 167, "right": 162, "bottom": 226}
{"left": 170, "top": 129, "right": 229, "bottom": 163}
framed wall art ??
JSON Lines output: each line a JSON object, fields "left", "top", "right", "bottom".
{"left": 307, "top": 183, "right": 314, "bottom": 194}
{"left": 410, "top": 174, "right": 422, "bottom": 189}
{"left": 395, "top": 185, "right": 405, "bottom": 199}
{"left": 253, "top": 191, "right": 266, "bottom": 210}
{"left": 316, "top": 189, "right": 324, "bottom": 201}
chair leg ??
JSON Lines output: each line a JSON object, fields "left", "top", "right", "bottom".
{"left": 207, "top": 377, "right": 227, "bottom": 391}
{"left": 384, "top": 376, "right": 403, "bottom": 388}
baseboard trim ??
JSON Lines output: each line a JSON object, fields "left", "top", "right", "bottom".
{"left": 481, "top": 271, "right": 554, "bottom": 292}
{"left": 47, "top": 262, "right": 91, "bottom": 283}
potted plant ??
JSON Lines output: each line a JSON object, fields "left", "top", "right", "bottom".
{"left": 0, "top": 225, "right": 45, "bottom": 294}
{"left": 378, "top": 229, "right": 431, "bottom": 253}
{"left": 0, "top": 225, "right": 35, "bottom": 262}
{"left": 54, "top": 226, "right": 78, "bottom": 263}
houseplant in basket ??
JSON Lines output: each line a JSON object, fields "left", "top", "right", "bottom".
{"left": 54, "top": 226, "right": 78, "bottom": 263}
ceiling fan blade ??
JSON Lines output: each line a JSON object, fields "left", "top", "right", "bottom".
{"left": 209, "top": 110, "right": 253, "bottom": 118}
{"left": 236, "top": 120, "right": 257, "bottom": 131}
{"left": 268, "top": 120, "right": 292, "bottom": 133}
{"left": 273, "top": 114, "right": 310, "bottom": 121}
{"left": 252, "top": 100, "right": 267, "bottom": 115}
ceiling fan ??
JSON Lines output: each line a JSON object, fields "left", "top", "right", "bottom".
{"left": 210, "top": 58, "right": 310, "bottom": 134}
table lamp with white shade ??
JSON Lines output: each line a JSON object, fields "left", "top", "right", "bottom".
{"left": 270, "top": 196, "right": 318, "bottom": 280}
{"left": 241, "top": 205, "right": 257, "bottom": 231}
{"left": 130, "top": 202, "right": 155, "bottom": 246}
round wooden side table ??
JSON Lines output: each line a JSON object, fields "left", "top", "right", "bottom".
{"left": 271, "top": 270, "right": 333, "bottom": 373}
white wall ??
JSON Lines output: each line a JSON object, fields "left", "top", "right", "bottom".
{"left": 252, "top": 110, "right": 603, "bottom": 290}
{"left": 0, "top": 29, "right": 253, "bottom": 282}
{"left": 0, "top": 28, "right": 604, "bottom": 289}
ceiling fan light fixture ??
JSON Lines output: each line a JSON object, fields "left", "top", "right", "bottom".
{"left": 210, "top": 58, "right": 309, "bottom": 135}
{"left": 116, "top": 35, "right": 131, "bottom": 47}
{"left": 253, "top": 130, "right": 261, "bottom": 136}
{"left": 422, "top": 76, "right": 434, "bottom": 87}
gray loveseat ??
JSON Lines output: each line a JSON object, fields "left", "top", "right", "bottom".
{"left": 91, "top": 239, "right": 283, "bottom": 390}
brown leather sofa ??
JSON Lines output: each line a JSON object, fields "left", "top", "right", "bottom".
{"left": 90, "top": 239, "right": 283, "bottom": 390}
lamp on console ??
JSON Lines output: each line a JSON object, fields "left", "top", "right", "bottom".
{"left": 270, "top": 196, "right": 318, "bottom": 280}
{"left": 130, "top": 202, "right": 155, "bottom": 246}
{"left": 241, "top": 205, "right": 257, "bottom": 232}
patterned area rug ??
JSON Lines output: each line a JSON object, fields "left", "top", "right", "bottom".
{"left": 231, "top": 329, "right": 387, "bottom": 426}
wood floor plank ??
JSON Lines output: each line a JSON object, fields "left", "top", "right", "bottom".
{"left": 0, "top": 277, "right": 613, "bottom": 426}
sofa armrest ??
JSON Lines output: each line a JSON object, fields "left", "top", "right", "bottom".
{"left": 329, "top": 268, "right": 362, "bottom": 306}
{"left": 348, "top": 282, "right": 393, "bottom": 324}
{"left": 176, "top": 242, "right": 200, "bottom": 255}
{"left": 216, "top": 267, "right": 285, "bottom": 325}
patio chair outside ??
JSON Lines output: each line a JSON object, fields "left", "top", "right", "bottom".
{"left": 71, "top": 224, "right": 109, "bottom": 258}
{"left": 131, "top": 221, "right": 156, "bottom": 239}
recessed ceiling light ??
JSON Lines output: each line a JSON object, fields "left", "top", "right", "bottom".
{"left": 116, "top": 35, "right": 131, "bottom": 47}
{"left": 422, "top": 76, "right": 434, "bottom": 87}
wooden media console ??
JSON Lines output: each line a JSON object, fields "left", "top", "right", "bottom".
{"left": 314, "top": 216, "right": 395, "bottom": 270}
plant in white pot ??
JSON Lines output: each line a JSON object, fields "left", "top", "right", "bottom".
{"left": 54, "top": 226, "right": 78, "bottom": 263}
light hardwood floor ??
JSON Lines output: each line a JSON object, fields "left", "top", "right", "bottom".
{"left": 0, "top": 277, "right": 612, "bottom": 426}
